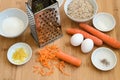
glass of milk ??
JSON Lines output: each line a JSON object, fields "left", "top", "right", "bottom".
{"left": 0, "top": 8, "right": 28, "bottom": 38}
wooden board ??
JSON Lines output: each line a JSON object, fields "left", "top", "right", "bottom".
{"left": 0, "top": 0, "right": 120, "bottom": 80}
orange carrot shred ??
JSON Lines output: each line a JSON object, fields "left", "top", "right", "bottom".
{"left": 56, "top": 61, "right": 70, "bottom": 76}
{"left": 33, "top": 66, "right": 39, "bottom": 69}
{"left": 45, "top": 68, "right": 54, "bottom": 76}
{"left": 39, "top": 68, "right": 45, "bottom": 76}
{"left": 33, "top": 45, "right": 70, "bottom": 76}
{"left": 33, "top": 70, "right": 38, "bottom": 73}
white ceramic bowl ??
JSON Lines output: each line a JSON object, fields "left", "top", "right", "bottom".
{"left": 64, "top": 0, "right": 98, "bottom": 22}
{"left": 91, "top": 47, "right": 117, "bottom": 71}
{"left": 7, "top": 42, "right": 32, "bottom": 65}
{"left": 0, "top": 8, "right": 28, "bottom": 38}
{"left": 93, "top": 12, "right": 116, "bottom": 32}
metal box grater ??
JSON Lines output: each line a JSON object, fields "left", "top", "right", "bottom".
{"left": 25, "top": 0, "right": 63, "bottom": 47}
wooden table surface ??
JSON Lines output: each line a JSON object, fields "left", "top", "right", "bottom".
{"left": 0, "top": 0, "right": 120, "bottom": 80}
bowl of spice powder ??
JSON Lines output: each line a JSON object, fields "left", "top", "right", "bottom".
{"left": 91, "top": 47, "right": 117, "bottom": 71}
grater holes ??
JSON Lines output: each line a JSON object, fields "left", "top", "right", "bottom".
{"left": 46, "top": 10, "right": 49, "bottom": 14}
{"left": 45, "top": 21, "right": 49, "bottom": 24}
{"left": 39, "top": 15, "right": 42, "bottom": 17}
{"left": 55, "top": 10, "right": 57, "bottom": 13}
{"left": 56, "top": 17, "right": 58, "bottom": 20}
{"left": 42, "top": 23, "right": 45, "bottom": 26}
{"left": 52, "top": 8, "right": 55, "bottom": 10}
{"left": 34, "top": 8, "right": 62, "bottom": 47}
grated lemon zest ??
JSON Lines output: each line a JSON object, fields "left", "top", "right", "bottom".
{"left": 12, "top": 48, "right": 28, "bottom": 64}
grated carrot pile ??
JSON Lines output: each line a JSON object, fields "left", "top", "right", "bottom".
{"left": 33, "top": 45, "right": 70, "bottom": 76}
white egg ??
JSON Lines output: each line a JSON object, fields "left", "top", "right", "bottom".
{"left": 81, "top": 38, "right": 94, "bottom": 53}
{"left": 70, "top": 33, "right": 84, "bottom": 46}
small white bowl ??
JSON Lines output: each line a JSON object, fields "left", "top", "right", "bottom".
{"left": 64, "top": 0, "right": 98, "bottom": 22}
{"left": 93, "top": 12, "right": 116, "bottom": 32}
{"left": 7, "top": 42, "right": 32, "bottom": 65}
{"left": 0, "top": 8, "right": 28, "bottom": 38}
{"left": 91, "top": 47, "right": 117, "bottom": 71}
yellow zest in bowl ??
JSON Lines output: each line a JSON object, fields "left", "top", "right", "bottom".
{"left": 12, "top": 48, "right": 28, "bottom": 64}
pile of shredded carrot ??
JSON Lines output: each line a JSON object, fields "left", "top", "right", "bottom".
{"left": 33, "top": 45, "right": 70, "bottom": 76}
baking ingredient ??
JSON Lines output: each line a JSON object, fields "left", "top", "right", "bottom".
{"left": 37, "top": 45, "right": 81, "bottom": 67}
{"left": 56, "top": 49, "right": 81, "bottom": 67}
{"left": 81, "top": 38, "right": 94, "bottom": 53}
{"left": 66, "top": 28, "right": 103, "bottom": 46}
{"left": 33, "top": 45, "right": 71, "bottom": 76}
{"left": 100, "top": 59, "right": 110, "bottom": 67}
{"left": 93, "top": 13, "right": 116, "bottom": 32}
{"left": 79, "top": 23, "right": 120, "bottom": 49}
{"left": 2, "top": 17, "right": 24, "bottom": 37}
{"left": 12, "top": 48, "right": 28, "bottom": 64}
{"left": 70, "top": 33, "right": 84, "bottom": 46}
{"left": 67, "top": 0, "right": 94, "bottom": 20}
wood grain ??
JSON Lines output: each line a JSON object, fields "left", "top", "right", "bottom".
{"left": 0, "top": 0, "right": 120, "bottom": 80}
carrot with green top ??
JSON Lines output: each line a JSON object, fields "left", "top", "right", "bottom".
{"left": 79, "top": 23, "right": 120, "bottom": 49}
{"left": 66, "top": 28, "right": 103, "bottom": 46}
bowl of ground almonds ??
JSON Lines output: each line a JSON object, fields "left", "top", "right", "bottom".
{"left": 64, "top": 0, "right": 98, "bottom": 22}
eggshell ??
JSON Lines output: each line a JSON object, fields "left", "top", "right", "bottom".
{"left": 70, "top": 33, "right": 84, "bottom": 46}
{"left": 81, "top": 38, "right": 94, "bottom": 53}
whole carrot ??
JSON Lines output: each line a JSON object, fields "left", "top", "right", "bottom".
{"left": 66, "top": 28, "right": 103, "bottom": 46}
{"left": 79, "top": 23, "right": 120, "bottom": 49}
{"left": 56, "top": 50, "right": 81, "bottom": 67}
